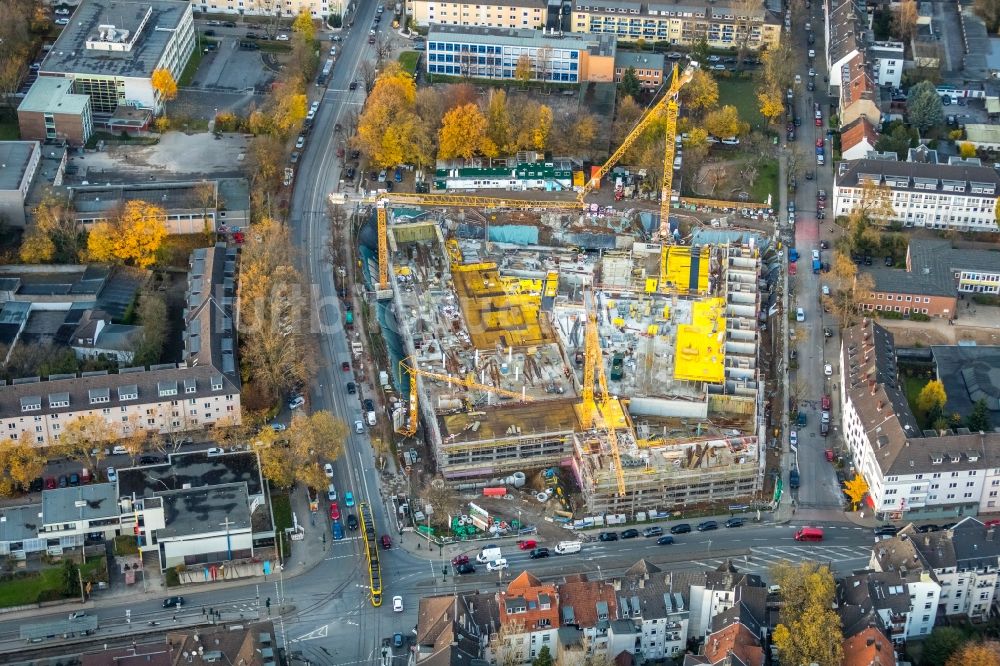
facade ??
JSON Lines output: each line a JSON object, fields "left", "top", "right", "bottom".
{"left": 614, "top": 51, "right": 665, "bottom": 89}
{"left": 40, "top": 483, "right": 122, "bottom": 542}
{"left": 0, "top": 142, "right": 41, "bottom": 227}
{"left": 616, "top": 561, "right": 690, "bottom": 661}
{"left": 0, "top": 246, "right": 240, "bottom": 446}
{"left": 411, "top": 593, "right": 497, "bottom": 666}
{"left": 409, "top": 0, "right": 547, "bottom": 28}
{"left": 425, "top": 25, "right": 615, "bottom": 83}
{"left": 837, "top": 571, "right": 913, "bottom": 642}
{"left": 434, "top": 161, "right": 576, "bottom": 191}
{"left": 192, "top": 0, "right": 334, "bottom": 18}
{"left": 840, "top": 320, "right": 1000, "bottom": 521}
{"left": 557, "top": 574, "right": 619, "bottom": 657}
{"left": 833, "top": 156, "right": 1000, "bottom": 231}
{"left": 869, "top": 41, "right": 904, "bottom": 89}
{"left": 493, "top": 572, "right": 562, "bottom": 664}
{"left": 873, "top": 519, "right": 1000, "bottom": 622}
{"left": 17, "top": 78, "right": 94, "bottom": 147}
{"left": 571, "top": 0, "right": 780, "bottom": 49}
{"left": 36, "top": 0, "right": 195, "bottom": 116}
{"left": 840, "top": 117, "right": 879, "bottom": 161}
{"left": 824, "top": 0, "right": 864, "bottom": 90}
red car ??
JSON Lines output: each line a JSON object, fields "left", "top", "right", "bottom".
{"left": 381, "top": 535, "right": 392, "bottom": 549}
{"left": 825, "top": 449, "right": 834, "bottom": 462}
{"left": 329, "top": 502, "right": 341, "bottom": 520}
{"left": 451, "top": 555, "right": 470, "bottom": 567}
{"left": 985, "top": 519, "right": 1000, "bottom": 528}
{"left": 45, "top": 477, "right": 57, "bottom": 490}
{"left": 517, "top": 539, "right": 537, "bottom": 550}
{"left": 821, "top": 394, "right": 831, "bottom": 411}
{"left": 816, "top": 138, "right": 825, "bottom": 148}
{"left": 815, "top": 117, "right": 823, "bottom": 127}
{"left": 341, "top": 361, "right": 350, "bottom": 372}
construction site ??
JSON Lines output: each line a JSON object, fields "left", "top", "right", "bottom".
{"left": 379, "top": 212, "right": 767, "bottom": 515}
{"left": 361, "top": 63, "right": 771, "bottom": 516}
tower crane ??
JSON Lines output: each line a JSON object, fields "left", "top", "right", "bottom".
{"left": 576, "top": 289, "right": 628, "bottom": 497}
{"left": 361, "top": 62, "right": 698, "bottom": 294}
{"left": 396, "top": 358, "right": 534, "bottom": 437}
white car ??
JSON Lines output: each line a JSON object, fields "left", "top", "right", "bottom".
{"left": 324, "top": 463, "right": 335, "bottom": 478}
{"left": 789, "top": 430, "right": 797, "bottom": 446}
{"left": 332, "top": 35, "right": 342, "bottom": 41}
{"left": 55, "top": 18, "right": 70, "bottom": 25}
{"left": 393, "top": 595, "right": 403, "bottom": 612}
{"left": 824, "top": 363, "right": 833, "bottom": 376}
{"left": 796, "top": 307, "right": 805, "bottom": 322}
{"left": 276, "top": 33, "right": 290, "bottom": 41}
{"left": 106, "top": 467, "right": 117, "bottom": 483}
{"left": 355, "top": 420, "right": 364, "bottom": 434}
{"left": 289, "top": 396, "right": 305, "bottom": 410}
{"left": 295, "top": 135, "right": 305, "bottom": 149}
{"left": 206, "top": 447, "right": 225, "bottom": 456}
{"left": 55, "top": 8, "right": 71, "bottom": 14}
{"left": 822, "top": 284, "right": 830, "bottom": 296}
{"left": 486, "top": 559, "right": 509, "bottom": 572}
{"left": 271, "top": 423, "right": 287, "bottom": 432}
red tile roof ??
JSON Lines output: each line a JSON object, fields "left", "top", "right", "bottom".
{"left": 499, "top": 571, "right": 560, "bottom": 631}
{"left": 557, "top": 574, "right": 619, "bottom": 628}
{"left": 841, "top": 116, "right": 879, "bottom": 152}
{"left": 843, "top": 627, "right": 897, "bottom": 666}
{"left": 842, "top": 53, "right": 876, "bottom": 106}
{"left": 703, "top": 623, "right": 764, "bottom": 666}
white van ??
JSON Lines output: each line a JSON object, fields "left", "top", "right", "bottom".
{"left": 112, "top": 445, "right": 129, "bottom": 455}
{"left": 476, "top": 545, "right": 502, "bottom": 563}
{"left": 554, "top": 541, "right": 582, "bottom": 555}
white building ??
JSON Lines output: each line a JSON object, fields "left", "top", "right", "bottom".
{"left": 37, "top": 0, "right": 195, "bottom": 116}
{"left": 838, "top": 570, "right": 930, "bottom": 642}
{"left": 869, "top": 41, "right": 904, "bottom": 88}
{"left": 834, "top": 156, "right": 1000, "bottom": 232}
{"left": 0, "top": 142, "right": 41, "bottom": 228}
{"left": 40, "top": 483, "right": 122, "bottom": 545}
{"left": 872, "top": 519, "right": 1000, "bottom": 623}
{"left": 192, "top": 0, "right": 337, "bottom": 18}
{"left": 685, "top": 562, "right": 766, "bottom": 640}
{"left": 615, "top": 561, "right": 691, "bottom": 661}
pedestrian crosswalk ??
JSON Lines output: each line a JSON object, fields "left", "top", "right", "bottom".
{"left": 684, "top": 543, "right": 873, "bottom": 575}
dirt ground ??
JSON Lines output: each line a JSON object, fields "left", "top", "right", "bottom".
{"left": 881, "top": 320, "right": 1000, "bottom": 347}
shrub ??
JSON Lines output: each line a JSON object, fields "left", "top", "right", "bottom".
{"left": 879, "top": 310, "right": 903, "bottom": 320}
{"left": 165, "top": 568, "right": 180, "bottom": 587}
{"left": 114, "top": 535, "right": 139, "bottom": 556}
{"left": 909, "top": 312, "right": 931, "bottom": 322}
{"left": 37, "top": 588, "right": 64, "bottom": 603}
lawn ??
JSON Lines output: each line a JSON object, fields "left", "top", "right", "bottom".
{"left": 178, "top": 45, "right": 204, "bottom": 87}
{"left": 271, "top": 491, "right": 293, "bottom": 532}
{"left": 0, "top": 110, "right": 19, "bottom": 141}
{"left": 750, "top": 157, "right": 779, "bottom": 206}
{"left": 904, "top": 375, "right": 930, "bottom": 425}
{"left": 716, "top": 76, "right": 766, "bottom": 131}
{"left": 157, "top": 232, "right": 214, "bottom": 268}
{"left": 398, "top": 51, "right": 420, "bottom": 76}
{"left": 0, "top": 557, "right": 105, "bottom": 609}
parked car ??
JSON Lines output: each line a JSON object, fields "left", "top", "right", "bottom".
{"left": 346, "top": 382, "right": 356, "bottom": 394}
{"left": 670, "top": 523, "right": 692, "bottom": 534}
{"left": 106, "top": 468, "right": 118, "bottom": 483}
{"left": 341, "top": 361, "right": 350, "bottom": 372}
{"left": 697, "top": 520, "right": 719, "bottom": 532}
{"left": 288, "top": 396, "right": 305, "bottom": 410}
{"left": 598, "top": 532, "right": 618, "bottom": 541}
{"left": 324, "top": 463, "right": 334, "bottom": 478}
{"left": 643, "top": 526, "right": 663, "bottom": 537}
{"left": 620, "top": 528, "right": 640, "bottom": 539}
{"left": 874, "top": 524, "right": 899, "bottom": 536}
{"left": 332, "top": 520, "right": 344, "bottom": 540}
{"left": 329, "top": 502, "right": 341, "bottom": 520}
{"left": 344, "top": 491, "right": 355, "bottom": 507}
{"left": 725, "top": 517, "right": 745, "bottom": 528}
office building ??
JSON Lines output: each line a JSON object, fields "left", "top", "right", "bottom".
{"left": 409, "top": 0, "right": 547, "bottom": 29}
{"left": 425, "top": 25, "right": 615, "bottom": 83}
{"left": 17, "top": 78, "right": 94, "bottom": 147}
{"left": 614, "top": 51, "right": 666, "bottom": 89}
{"left": 0, "top": 142, "right": 41, "bottom": 227}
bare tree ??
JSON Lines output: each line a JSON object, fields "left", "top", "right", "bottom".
{"left": 731, "top": 0, "right": 765, "bottom": 64}
{"left": 892, "top": 0, "right": 919, "bottom": 42}
{"left": 360, "top": 61, "right": 378, "bottom": 95}
{"left": 374, "top": 35, "right": 393, "bottom": 66}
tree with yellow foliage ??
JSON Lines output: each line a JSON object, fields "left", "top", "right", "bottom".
{"left": 151, "top": 68, "right": 178, "bottom": 117}
{"left": 680, "top": 69, "right": 719, "bottom": 114}
{"left": 704, "top": 105, "right": 749, "bottom": 139}
{"left": 843, "top": 473, "right": 869, "bottom": 510}
{"left": 87, "top": 200, "right": 168, "bottom": 268}
{"left": 758, "top": 83, "right": 785, "bottom": 125}
{"left": 291, "top": 8, "right": 316, "bottom": 43}
{"left": 917, "top": 380, "right": 948, "bottom": 425}
{"left": 20, "top": 194, "right": 83, "bottom": 263}
{"left": 438, "top": 103, "right": 497, "bottom": 160}
{"left": 959, "top": 142, "right": 978, "bottom": 158}
{"left": 253, "top": 411, "right": 347, "bottom": 488}
{"left": 355, "top": 64, "right": 424, "bottom": 167}
{"left": 55, "top": 415, "right": 116, "bottom": 471}
{"left": 771, "top": 562, "right": 844, "bottom": 666}
{"left": 514, "top": 54, "right": 533, "bottom": 83}
{"left": 946, "top": 642, "right": 1000, "bottom": 666}
{"left": 485, "top": 90, "right": 515, "bottom": 155}
{"left": 19, "top": 225, "right": 56, "bottom": 263}
{"left": 0, "top": 440, "right": 45, "bottom": 498}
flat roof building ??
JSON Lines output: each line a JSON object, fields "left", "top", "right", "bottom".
{"left": 409, "top": 0, "right": 549, "bottom": 29}
{"left": 426, "top": 25, "right": 616, "bottom": 83}
{"left": 0, "top": 142, "right": 41, "bottom": 227}
{"left": 17, "top": 78, "right": 94, "bottom": 147}
{"left": 36, "top": 0, "right": 195, "bottom": 115}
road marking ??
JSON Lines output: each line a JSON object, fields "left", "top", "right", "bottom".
{"left": 292, "top": 624, "right": 329, "bottom": 642}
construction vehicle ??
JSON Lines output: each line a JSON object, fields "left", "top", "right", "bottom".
{"left": 395, "top": 357, "right": 534, "bottom": 437}
{"left": 365, "top": 62, "right": 698, "bottom": 293}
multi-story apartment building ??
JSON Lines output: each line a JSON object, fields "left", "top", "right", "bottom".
{"left": 837, "top": 571, "right": 914, "bottom": 642}
{"left": 834, "top": 156, "right": 1000, "bottom": 232}
{"left": 492, "top": 571, "right": 562, "bottom": 664}
{"left": 425, "top": 25, "right": 615, "bottom": 83}
{"left": 570, "top": 0, "right": 781, "bottom": 48}
{"left": 409, "top": 0, "right": 547, "bottom": 28}
{"left": 614, "top": 51, "right": 666, "bottom": 89}
{"left": 840, "top": 117, "right": 879, "bottom": 161}
{"left": 869, "top": 41, "right": 904, "bottom": 89}
{"left": 873, "top": 520, "right": 1000, "bottom": 623}
{"left": 824, "top": 0, "right": 864, "bottom": 89}
{"left": 0, "top": 245, "right": 240, "bottom": 446}
{"left": 839, "top": 54, "right": 880, "bottom": 127}
{"left": 840, "top": 320, "right": 1000, "bottom": 521}
{"left": 614, "top": 561, "right": 690, "bottom": 661}
{"left": 34, "top": 0, "right": 195, "bottom": 116}
{"left": 685, "top": 561, "right": 766, "bottom": 639}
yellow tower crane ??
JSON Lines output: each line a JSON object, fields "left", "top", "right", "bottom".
{"left": 396, "top": 358, "right": 535, "bottom": 437}
{"left": 365, "top": 63, "right": 697, "bottom": 294}
{"left": 575, "top": 289, "right": 628, "bottom": 497}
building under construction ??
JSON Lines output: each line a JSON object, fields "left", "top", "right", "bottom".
{"left": 385, "top": 213, "right": 766, "bottom": 514}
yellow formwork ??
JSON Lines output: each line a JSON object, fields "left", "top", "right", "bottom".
{"left": 660, "top": 246, "right": 711, "bottom": 295}
{"left": 452, "top": 262, "right": 555, "bottom": 350}
{"left": 673, "top": 297, "right": 726, "bottom": 383}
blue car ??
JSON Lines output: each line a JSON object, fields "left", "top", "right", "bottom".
{"left": 344, "top": 491, "right": 355, "bottom": 507}
{"left": 332, "top": 520, "right": 344, "bottom": 540}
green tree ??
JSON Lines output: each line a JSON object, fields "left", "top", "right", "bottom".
{"left": 907, "top": 81, "right": 944, "bottom": 131}
{"left": 968, "top": 398, "right": 992, "bottom": 432}
{"left": 62, "top": 560, "right": 80, "bottom": 597}
{"left": 922, "top": 627, "right": 969, "bottom": 666}
{"left": 690, "top": 37, "right": 710, "bottom": 64}
{"left": 681, "top": 69, "right": 719, "bottom": 114}
{"left": 485, "top": 89, "right": 514, "bottom": 155}
{"left": 619, "top": 67, "right": 641, "bottom": 100}
{"left": 532, "top": 646, "right": 554, "bottom": 666}
{"left": 917, "top": 380, "right": 948, "bottom": 423}
{"left": 875, "top": 121, "right": 918, "bottom": 159}
{"left": 132, "top": 289, "right": 168, "bottom": 366}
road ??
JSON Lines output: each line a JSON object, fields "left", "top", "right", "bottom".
{"left": 786, "top": 8, "right": 845, "bottom": 512}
